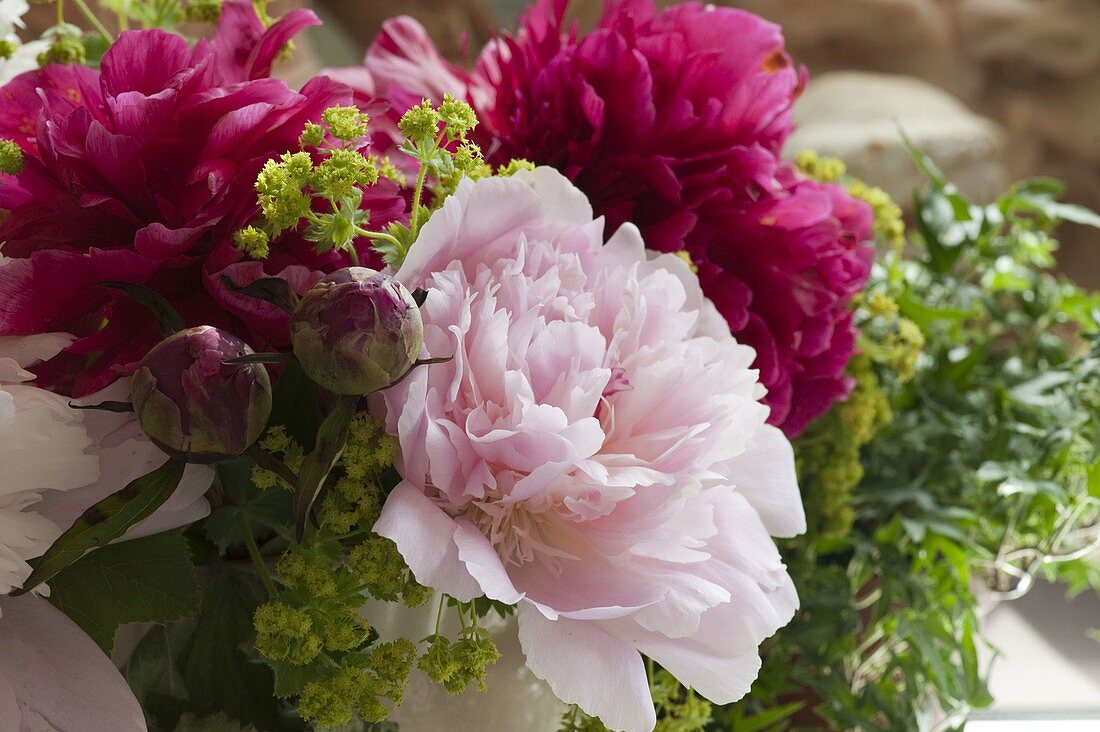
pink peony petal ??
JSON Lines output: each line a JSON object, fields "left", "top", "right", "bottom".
{"left": 518, "top": 604, "right": 655, "bottom": 732}
{"left": 374, "top": 482, "right": 482, "bottom": 602}
{"left": 721, "top": 424, "right": 806, "bottom": 538}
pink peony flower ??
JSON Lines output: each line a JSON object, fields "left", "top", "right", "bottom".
{"left": 354, "top": 0, "right": 874, "bottom": 436}
{"left": 0, "top": 1, "right": 405, "bottom": 396}
{"left": 373, "top": 168, "right": 804, "bottom": 731}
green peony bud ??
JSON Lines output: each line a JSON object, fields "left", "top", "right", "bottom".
{"left": 131, "top": 326, "right": 272, "bottom": 462}
{"left": 290, "top": 268, "right": 423, "bottom": 395}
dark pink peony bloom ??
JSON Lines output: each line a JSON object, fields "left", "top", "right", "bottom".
{"left": 0, "top": 1, "right": 404, "bottom": 396}
{"left": 352, "top": 0, "right": 873, "bottom": 436}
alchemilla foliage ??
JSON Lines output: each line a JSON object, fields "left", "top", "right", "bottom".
{"left": 712, "top": 151, "right": 1100, "bottom": 730}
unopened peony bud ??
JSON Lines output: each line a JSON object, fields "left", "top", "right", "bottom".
{"left": 132, "top": 326, "right": 273, "bottom": 462}
{"left": 291, "top": 268, "right": 423, "bottom": 395}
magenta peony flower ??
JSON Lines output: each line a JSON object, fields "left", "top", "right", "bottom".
{"left": 373, "top": 168, "right": 804, "bottom": 732}
{"left": 0, "top": 1, "right": 405, "bottom": 396}
{"left": 354, "top": 0, "right": 874, "bottom": 436}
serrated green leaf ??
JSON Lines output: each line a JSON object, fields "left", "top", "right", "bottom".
{"left": 179, "top": 571, "right": 280, "bottom": 729}
{"left": 268, "top": 657, "right": 339, "bottom": 698}
{"left": 17, "top": 459, "right": 185, "bottom": 595}
{"left": 101, "top": 280, "right": 185, "bottom": 336}
{"left": 48, "top": 531, "right": 199, "bottom": 651}
{"left": 125, "top": 621, "right": 194, "bottom": 729}
{"left": 204, "top": 458, "right": 292, "bottom": 552}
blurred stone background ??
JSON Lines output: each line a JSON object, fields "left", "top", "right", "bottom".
{"left": 20, "top": 0, "right": 1100, "bottom": 285}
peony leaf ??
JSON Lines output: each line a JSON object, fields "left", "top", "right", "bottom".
{"left": 47, "top": 531, "right": 200, "bottom": 652}
{"left": 101, "top": 280, "right": 185, "bottom": 336}
{"left": 293, "top": 394, "right": 358, "bottom": 539}
{"left": 13, "top": 458, "right": 186, "bottom": 595}
{"left": 178, "top": 571, "right": 279, "bottom": 729}
{"left": 219, "top": 275, "right": 299, "bottom": 314}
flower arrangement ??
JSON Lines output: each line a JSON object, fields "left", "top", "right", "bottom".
{"left": 1, "top": 1, "right": 1099, "bottom": 731}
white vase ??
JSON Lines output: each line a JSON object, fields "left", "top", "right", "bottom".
{"left": 363, "top": 595, "right": 567, "bottom": 732}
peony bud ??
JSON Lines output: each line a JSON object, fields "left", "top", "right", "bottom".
{"left": 132, "top": 326, "right": 273, "bottom": 462}
{"left": 291, "top": 268, "right": 423, "bottom": 395}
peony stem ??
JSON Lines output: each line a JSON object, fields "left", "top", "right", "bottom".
{"left": 72, "top": 0, "right": 115, "bottom": 43}
{"left": 434, "top": 593, "right": 447, "bottom": 635}
{"left": 238, "top": 514, "right": 277, "bottom": 598}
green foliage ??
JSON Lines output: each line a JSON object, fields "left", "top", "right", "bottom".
{"left": 717, "top": 148, "right": 1100, "bottom": 729}
{"left": 48, "top": 531, "right": 199, "bottom": 652}
{"left": 17, "top": 458, "right": 185, "bottom": 595}
{"left": 180, "top": 571, "right": 282, "bottom": 729}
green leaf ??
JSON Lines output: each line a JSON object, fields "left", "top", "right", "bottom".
{"left": 125, "top": 622, "right": 194, "bottom": 729}
{"left": 101, "top": 280, "right": 185, "bottom": 336}
{"left": 179, "top": 571, "right": 280, "bottom": 729}
{"left": 48, "top": 531, "right": 200, "bottom": 652}
{"left": 175, "top": 713, "right": 258, "bottom": 732}
{"left": 1042, "top": 201, "right": 1100, "bottom": 228}
{"left": 16, "top": 459, "right": 185, "bottom": 595}
{"left": 268, "top": 657, "right": 338, "bottom": 698}
{"left": 268, "top": 360, "right": 323, "bottom": 448}
{"left": 218, "top": 275, "right": 300, "bottom": 315}
{"left": 204, "top": 458, "right": 291, "bottom": 552}
{"left": 728, "top": 701, "right": 804, "bottom": 731}
{"left": 294, "top": 394, "right": 358, "bottom": 539}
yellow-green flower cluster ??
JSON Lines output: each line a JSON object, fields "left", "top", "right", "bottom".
{"left": 317, "top": 414, "right": 397, "bottom": 533}
{"left": 497, "top": 158, "right": 536, "bottom": 177}
{"left": 348, "top": 536, "right": 410, "bottom": 602}
{"left": 322, "top": 106, "right": 370, "bottom": 142}
{"left": 860, "top": 291, "right": 925, "bottom": 382}
{"left": 0, "top": 39, "right": 15, "bottom": 62}
{"left": 297, "top": 639, "right": 417, "bottom": 727}
{"left": 250, "top": 426, "right": 304, "bottom": 491}
{"left": 37, "top": 26, "right": 86, "bottom": 67}
{"left": 850, "top": 179, "right": 906, "bottom": 251}
{"left": 184, "top": 0, "right": 223, "bottom": 22}
{"left": 794, "top": 150, "right": 847, "bottom": 183}
{"left": 650, "top": 669, "right": 712, "bottom": 732}
{"left": 417, "top": 631, "right": 502, "bottom": 695}
{"left": 240, "top": 105, "right": 385, "bottom": 263}
{"left": 254, "top": 602, "right": 323, "bottom": 665}
{"left": 233, "top": 226, "right": 270, "bottom": 260}
{"left": 0, "top": 140, "right": 24, "bottom": 176}
{"left": 796, "top": 354, "right": 892, "bottom": 538}
{"left": 255, "top": 152, "right": 314, "bottom": 234}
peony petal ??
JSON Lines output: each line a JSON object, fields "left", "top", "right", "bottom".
{"left": 0, "top": 595, "right": 146, "bottom": 731}
{"left": 518, "top": 604, "right": 655, "bottom": 732}
{"left": 374, "top": 482, "right": 482, "bottom": 601}
{"left": 722, "top": 424, "right": 805, "bottom": 537}
{"left": 453, "top": 520, "right": 524, "bottom": 604}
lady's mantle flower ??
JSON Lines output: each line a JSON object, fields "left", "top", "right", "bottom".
{"left": 354, "top": 0, "right": 874, "bottom": 436}
{"left": 373, "top": 169, "right": 804, "bottom": 732}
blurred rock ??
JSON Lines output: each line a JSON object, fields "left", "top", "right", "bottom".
{"left": 956, "top": 0, "right": 1100, "bottom": 79}
{"left": 722, "top": 0, "right": 983, "bottom": 100}
{"left": 788, "top": 72, "right": 1009, "bottom": 205}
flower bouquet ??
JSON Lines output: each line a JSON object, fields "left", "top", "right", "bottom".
{"left": 2, "top": 1, "right": 1099, "bottom": 731}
